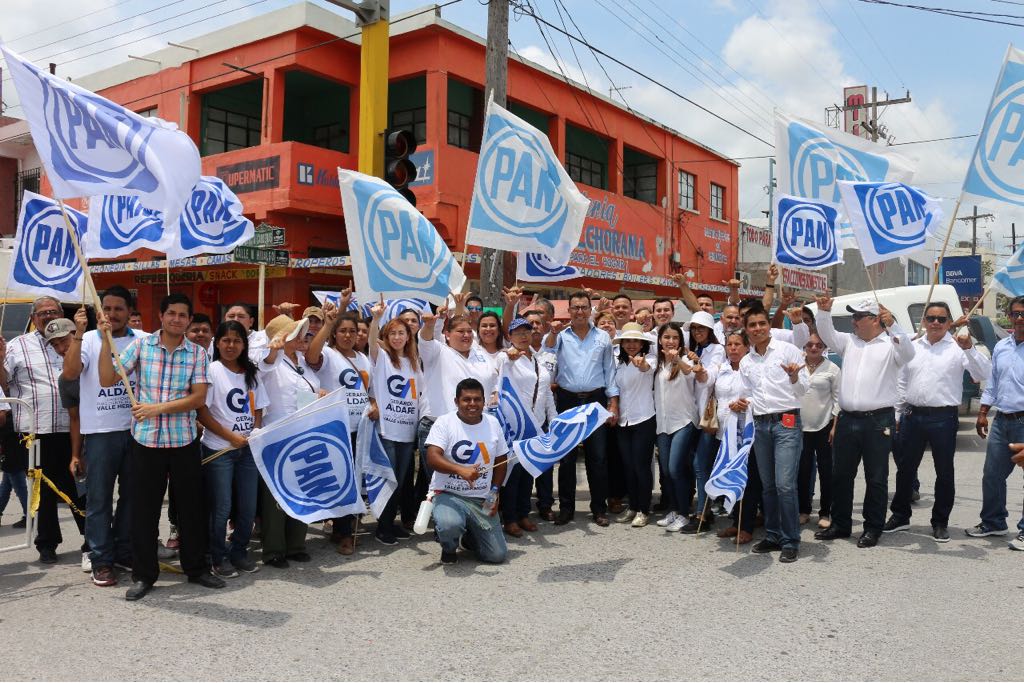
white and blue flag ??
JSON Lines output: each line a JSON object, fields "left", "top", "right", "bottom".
{"left": 495, "top": 376, "right": 542, "bottom": 447}
{"left": 837, "top": 180, "right": 944, "bottom": 266}
{"left": 704, "top": 412, "right": 754, "bottom": 515}
{"left": 381, "top": 297, "right": 429, "bottom": 324}
{"left": 311, "top": 291, "right": 372, "bottom": 318}
{"left": 516, "top": 252, "right": 580, "bottom": 283}
{"left": 248, "top": 390, "right": 365, "bottom": 523}
{"left": 356, "top": 411, "right": 397, "bottom": 519}
{"left": 993, "top": 243, "right": 1024, "bottom": 296}
{"left": 338, "top": 169, "right": 465, "bottom": 306}
{"left": 466, "top": 99, "right": 590, "bottom": 264}
{"left": 513, "top": 402, "right": 610, "bottom": 479}
{"left": 1, "top": 45, "right": 200, "bottom": 228}
{"left": 962, "top": 45, "right": 1024, "bottom": 208}
{"left": 774, "top": 112, "right": 914, "bottom": 245}
{"left": 772, "top": 194, "right": 844, "bottom": 270}
{"left": 7, "top": 191, "right": 87, "bottom": 301}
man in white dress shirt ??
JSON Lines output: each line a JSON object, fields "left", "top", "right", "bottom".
{"left": 814, "top": 297, "right": 916, "bottom": 548}
{"left": 884, "top": 303, "right": 990, "bottom": 542}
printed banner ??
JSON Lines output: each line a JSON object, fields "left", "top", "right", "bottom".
{"left": 772, "top": 194, "right": 843, "bottom": 270}
{"left": 466, "top": 99, "right": 590, "bottom": 263}
{"left": 338, "top": 169, "right": 465, "bottom": 306}
{"left": 704, "top": 412, "right": 754, "bottom": 515}
{"left": 1, "top": 44, "right": 200, "bottom": 228}
{"left": 8, "top": 191, "right": 87, "bottom": 300}
{"left": 837, "top": 180, "right": 944, "bottom": 266}
{"left": 513, "top": 402, "right": 610, "bottom": 479}
{"left": 516, "top": 252, "right": 580, "bottom": 283}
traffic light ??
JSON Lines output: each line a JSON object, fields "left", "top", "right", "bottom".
{"left": 384, "top": 128, "right": 418, "bottom": 206}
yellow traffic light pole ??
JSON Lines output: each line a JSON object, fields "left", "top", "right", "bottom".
{"left": 358, "top": 17, "right": 388, "bottom": 177}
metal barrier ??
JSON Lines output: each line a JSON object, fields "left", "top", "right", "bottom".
{"left": 0, "top": 397, "right": 40, "bottom": 554}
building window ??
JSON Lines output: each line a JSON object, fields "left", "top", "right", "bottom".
{"left": 907, "top": 260, "right": 929, "bottom": 287}
{"left": 204, "top": 106, "right": 261, "bottom": 155}
{"left": 678, "top": 170, "right": 695, "bottom": 211}
{"left": 13, "top": 167, "right": 40, "bottom": 229}
{"left": 447, "top": 110, "right": 472, "bottom": 150}
{"left": 566, "top": 151, "right": 605, "bottom": 189}
{"left": 135, "top": 106, "right": 158, "bottom": 118}
{"left": 312, "top": 122, "right": 347, "bottom": 151}
{"left": 710, "top": 183, "right": 725, "bottom": 221}
{"left": 391, "top": 107, "right": 426, "bottom": 146}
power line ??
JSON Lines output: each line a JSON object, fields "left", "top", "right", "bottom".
{"left": 17, "top": 1, "right": 189, "bottom": 57}
{"left": 855, "top": 0, "right": 1024, "bottom": 27}
{"left": 5, "top": 0, "right": 134, "bottom": 44}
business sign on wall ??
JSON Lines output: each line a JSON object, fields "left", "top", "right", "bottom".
{"left": 941, "top": 255, "right": 983, "bottom": 309}
{"left": 843, "top": 86, "right": 871, "bottom": 140}
{"left": 216, "top": 156, "right": 280, "bottom": 193}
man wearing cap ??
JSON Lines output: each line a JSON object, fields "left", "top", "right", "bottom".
{"left": 98, "top": 292, "right": 223, "bottom": 600}
{"left": 302, "top": 306, "right": 326, "bottom": 339}
{"left": 0, "top": 297, "right": 86, "bottom": 566}
{"left": 814, "top": 296, "right": 915, "bottom": 548}
{"left": 883, "top": 303, "right": 989, "bottom": 543}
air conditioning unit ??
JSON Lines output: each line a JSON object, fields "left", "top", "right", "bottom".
{"left": 738, "top": 271, "right": 752, "bottom": 289}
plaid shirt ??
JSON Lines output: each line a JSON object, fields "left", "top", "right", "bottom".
{"left": 119, "top": 332, "right": 209, "bottom": 448}
{"left": 4, "top": 332, "right": 69, "bottom": 434}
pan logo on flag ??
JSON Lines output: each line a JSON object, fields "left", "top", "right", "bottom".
{"left": 16, "top": 197, "right": 83, "bottom": 292}
{"left": 474, "top": 116, "right": 567, "bottom": 243}
{"left": 517, "top": 404, "right": 597, "bottom": 466}
{"left": 261, "top": 423, "right": 358, "bottom": 511}
{"left": 970, "top": 61, "right": 1024, "bottom": 204}
{"left": 777, "top": 198, "right": 838, "bottom": 268}
{"left": 99, "top": 195, "right": 163, "bottom": 250}
{"left": 178, "top": 176, "right": 252, "bottom": 250}
{"left": 39, "top": 72, "right": 157, "bottom": 191}
{"left": 788, "top": 121, "right": 889, "bottom": 203}
{"left": 360, "top": 181, "right": 450, "bottom": 290}
{"left": 855, "top": 182, "right": 933, "bottom": 254}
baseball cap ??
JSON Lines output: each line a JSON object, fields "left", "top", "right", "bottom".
{"left": 44, "top": 318, "right": 76, "bottom": 343}
{"left": 845, "top": 298, "right": 880, "bottom": 316}
{"left": 302, "top": 306, "right": 325, "bottom": 321}
{"left": 508, "top": 317, "right": 532, "bottom": 334}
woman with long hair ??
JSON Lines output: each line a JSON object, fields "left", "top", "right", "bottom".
{"left": 198, "top": 321, "right": 269, "bottom": 577}
{"left": 798, "top": 332, "right": 839, "bottom": 529}
{"left": 611, "top": 323, "right": 658, "bottom": 528}
{"left": 476, "top": 311, "right": 505, "bottom": 370}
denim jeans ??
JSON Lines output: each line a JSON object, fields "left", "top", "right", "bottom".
{"left": 555, "top": 389, "right": 610, "bottom": 515}
{"left": 831, "top": 410, "right": 895, "bottom": 535}
{"left": 659, "top": 423, "right": 698, "bottom": 516}
{"left": 202, "top": 444, "right": 259, "bottom": 565}
{"left": 890, "top": 409, "right": 958, "bottom": 526}
{"left": 433, "top": 492, "right": 507, "bottom": 562}
{"left": 979, "top": 412, "right": 1024, "bottom": 533}
{"left": 84, "top": 430, "right": 133, "bottom": 568}
{"left": 0, "top": 470, "right": 27, "bottom": 519}
{"left": 754, "top": 415, "right": 803, "bottom": 550}
{"left": 378, "top": 437, "right": 415, "bottom": 533}
{"left": 616, "top": 417, "right": 657, "bottom": 514}
{"left": 534, "top": 468, "right": 554, "bottom": 512}
{"left": 693, "top": 430, "right": 720, "bottom": 517}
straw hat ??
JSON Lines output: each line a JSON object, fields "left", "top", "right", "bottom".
{"left": 264, "top": 315, "right": 309, "bottom": 343}
{"left": 612, "top": 322, "right": 649, "bottom": 344}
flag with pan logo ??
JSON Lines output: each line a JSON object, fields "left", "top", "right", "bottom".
{"left": 704, "top": 411, "right": 754, "bottom": 515}
{"left": 355, "top": 410, "right": 397, "bottom": 519}
{"left": 513, "top": 402, "right": 610, "bottom": 479}
{"left": 516, "top": 252, "right": 580, "bottom": 283}
{"left": 8, "top": 191, "right": 87, "bottom": 300}
{"left": 837, "top": 180, "right": 944, "bottom": 266}
{"left": 772, "top": 194, "right": 843, "bottom": 270}
{"left": 495, "top": 375, "right": 542, "bottom": 447}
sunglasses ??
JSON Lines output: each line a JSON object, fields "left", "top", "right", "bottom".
{"left": 467, "top": 306, "right": 483, "bottom": 312}
{"left": 1010, "top": 311, "right": 1024, "bottom": 320}
{"left": 804, "top": 342, "right": 825, "bottom": 349}
{"left": 925, "top": 315, "right": 949, "bottom": 323}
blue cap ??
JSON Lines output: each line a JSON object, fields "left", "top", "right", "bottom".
{"left": 508, "top": 317, "right": 532, "bottom": 333}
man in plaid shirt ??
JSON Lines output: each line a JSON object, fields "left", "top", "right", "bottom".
{"left": 98, "top": 293, "right": 224, "bottom": 601}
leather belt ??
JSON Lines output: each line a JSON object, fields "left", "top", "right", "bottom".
{"left": 841, "top": 407, "right": 894, "bottom": 418}
{"left": 906, "top": 405, "right": 958, "bottom": 415}
{"left": 998, "top": 410, "right": 1024, "bottom": 420}
{"left": 754, "top": 409, "right": 800, "bottom": 423}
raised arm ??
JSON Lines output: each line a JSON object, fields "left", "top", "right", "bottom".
{"left": 367, "top": 297, "right": 386, "bottom": 363}
{"left": 670, "top": 273, "right": 701, "bottom": 313}
{"left": 761, "top": 264, "right": 779, "bottom": 309}
{"left": 305, "top": 301, "right": 338, "bottom": 369}
{"left": 813, "top": 297, "right": 849, "bottom": 355}
{"left": 61, "top": 307, "right": 89, "bottom": 380}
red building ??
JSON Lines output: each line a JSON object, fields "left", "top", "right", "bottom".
{"left": 20, "top": 2, "right": 740, "bottom": 325}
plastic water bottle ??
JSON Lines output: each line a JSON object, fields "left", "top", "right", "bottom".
{"left": 413, "top": 492, "right": 435, "bottom": 535}
{"left": 481, "top": 485, "right": 500, "bottom": 515}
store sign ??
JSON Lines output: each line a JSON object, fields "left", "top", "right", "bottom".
{"left": 941, "top": 255, "right": 983, "bottom": 295}
{"left": 742, "top": 223, "right": 772, "bottom": 247}
{"left": 134, "top": 266, "right": 286, "bottom": 285}
{"left": 782, "top": 268, "right": 828, "bottom": 293}
{"left": 216, "top": 156, "right": 280, "bottom": 193}
{"left": 569, "top": 192, "right": 648, "bottom": 272}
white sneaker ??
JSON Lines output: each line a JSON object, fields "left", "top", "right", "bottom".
{"left": 81, "top": 552, "right": 92, "bottom": 573}
{"left": 1009, "top": 532, "right": 1024, "bottom": 551}
{"left": 616, "top": 508, "right": 636, "bottom": 524}
{"left": 656, "top": 512, "right": 677, "bottom": 527}
{"left": 631, "top": 512, "right": 649, "bottom": 528}
{"left": 666, "top": 516, "right": 687, "bottom": 532}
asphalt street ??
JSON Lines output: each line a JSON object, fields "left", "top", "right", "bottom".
{"left": 0, "top": 418, "right": 1021, "bottom": 681}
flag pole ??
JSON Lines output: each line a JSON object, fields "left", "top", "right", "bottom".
{"left": 695, "top": 496, "right": 711, "bottom": 535}
{"left": 963, "top": 281, "right": 996, "bottom": 319}
{"left": 917, "top": 194, "right": 964, "bottom": 333}
{"left": 56, "top": 199, "right": 138, "bottom": 406}
{"left": 165, "top": 258, "right": 171, "bottom": 296}
{"left": 258, "top": 264, "right": 266, "bottom": 330}
{"left": 735, "top": 498, "right": 743, "bottom": 554}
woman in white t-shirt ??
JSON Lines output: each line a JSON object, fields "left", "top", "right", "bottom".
{"left": 367, "top": 299, "right": 421, "bottom": 546}
{"left": 714, "top": 329, "right": 758, "bottom": 545}
{"left": 306, "top": 304, "right": 375, "bottom": 555}
{"left": 197, "top": 320, "right": 270, "bottom": 578}
{"left": 611, "top": 323, "right": 658, "bottom": 528}
{"left": 476, "top": 311, "right": 505, "bottom": 373}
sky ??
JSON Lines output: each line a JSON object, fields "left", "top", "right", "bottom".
{"left": 1, "top": 0, "right": 1021, "bottom": 261}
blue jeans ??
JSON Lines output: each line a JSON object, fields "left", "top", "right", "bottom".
{"left": 433, "top": 492, "right": 507, "bottom": 563}
{"left": 0, "top": 470, "right": 27, "bottom": 519}
{"left": 694, "top": 430, "right": 720, "bottom": 516}
{"left": 660, "top": 424, "right": 699, "bottom": 516}
{"left": 980, "top": 412, "right": 1024, "bottom": 533}
{"left": 754, "top": 415, "right": 803, "bottom": 549}
{"left": 84, "top": 431, "right": 133, "bottom": 568}
{"left": 379, "top": 438, "right": 415, "bottom": 533}
{"left": 202, "top": 444, "right": 259, "bottom": 564}
{"left": 417, "top": 416, "right": 437, "bottom": 478}
{"left": 890, "top": 409, "right": 958, "bottom": 526}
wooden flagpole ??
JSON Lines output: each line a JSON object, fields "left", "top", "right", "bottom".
{"left": 165, "top": 258, "right": 171, "bottom": 296}
{"left": 916, "top": 195, "right": 964, "bottom": 334}
{"left": 258, "top": 264, "right": 266, "bottom": 329}
{"left": 735, "top": 498, "right": 743, "bottom": 554}
{"left": 963, "top": 281, "right": 997, "bottom": 319}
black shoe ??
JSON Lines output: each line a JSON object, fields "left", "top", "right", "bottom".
{"left": 391, "top": 525, "right": 410, "bottom": 540}
{"left": 553, "top": 510, "right": 573, "bottom": 526}
{"left": 652, "top": 500, "right": 669, "bottom": 513}
{"left": 285, "top": 551, "right": 311, "bottom": 562}
{"left": 459, "top": 534, "right": 478, "bottom": 553}
{"left": 38, "top": 548, "right": 57, "bottom": 564}
{"left": 264, "top": 555, "right": 290, "bottom": 569}
{"left": 751, "top": 539, "right": 782, "bottom": 554}
{"left": 12, "top": 516, "right": 26, "bottom": 529}
{"left": 125, "top": 580, "right": 153, "bottom": 601}
{"left": 679, "top": 518, "right": 702, "bottom": 535}
{"left": 779, "top": 548, "right": 799, "bottom": 563}
{"left": 814, "top": 527, "right": 850, "bottom": 541}
{"left": 592, "top": 514, "right": 610, "bottom": 527}
{"left": 932, "top": 525, "right": 950, "bottom": 543}
{"left": 857, "top": 530, "right": 880, "bottom": 548}
{"left": 188, "top": 572, "right": 227, "bottom": 589}
{"left": 911, "top": 489, "right": 921, "bottom": 502}
{"left": 883, "top": 516, "right": 910, "bottom": 533}
{"left": 375, "top": 531, "right": 398, "bottom": 546}
{"left": 440, "top": 550, "right": 458, "bottom": 565}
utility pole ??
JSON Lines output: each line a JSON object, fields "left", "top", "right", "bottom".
{"left": 828, "top": 87, "right": 912, "bottom": 143}
{"left": 956, "top": 206, "right": 994, "bottom": 256}
{"left": 478, "top": 0, "right": 512, "bottom": 308}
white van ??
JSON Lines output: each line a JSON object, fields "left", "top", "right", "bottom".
{"left": 805, "top": 284, "right": 964, "bottom": 334}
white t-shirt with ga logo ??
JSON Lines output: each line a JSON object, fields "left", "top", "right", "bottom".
{"left": 201, "top": 361, "right": 271, "bottom": 451}
{"left": 316, "top": 347, "right": 372, "bottom": 429}
{"left": 372, "top": 352, "right": 420, "bottom": 443}
{"left": 79, "top": 329, "right": 141, "bottom": 434}
{"left": 425, "top": 411, "right": 508, "bottom": 498}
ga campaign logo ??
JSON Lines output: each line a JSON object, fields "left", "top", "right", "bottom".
{"left": 15, "top": 198, "right": 85, "bottom": 293}
{"left": 472, "top": 114, "right": 567, "bottom": 246}
{"left": 386, "top": 374, "right": 416, "bottom": 399}
{"left": 261, "top": 422, "right": 357, "bottom": 512}
{"left": 339, "top": 368, "right": 369, "bottom": 391}
{"left": 776, "top": 198, "right": 838, "bottom": 268}
{"left": 98, "top": 195, "right": 163, "bottom": 249}
{"left": 854, "top": 182, "right": 933, "bottom": 254}
{"left": 788, "top": 120, "right": 889, "bottom": 203}
{"left": 967, "top": 59, "right": 1024, "bottom": 204}
{"left": 36, "top": 67, "right": 158, "bottom": 191}
{"left": 451, "top": 440, "right": 490, "bottom": 465}
{"left": 226, "top": 388, "right": 253, "bottom": 414}
{"left": 179, "top": 177, "right": 251, "bottom": 250}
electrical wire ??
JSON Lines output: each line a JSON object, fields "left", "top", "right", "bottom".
{"left": 5, "top": 0, "right": 134, "bottom": 44}
{"left": 855, "top": 0, "right": 1024, "bottom": 27}
{"left": 17, "top": 1, "right": 189, "bottom": 57}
